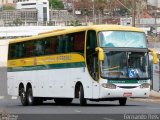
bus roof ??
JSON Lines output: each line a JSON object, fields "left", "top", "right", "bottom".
{"left": 9, "top": 25, "right": 144, "bottom": 44}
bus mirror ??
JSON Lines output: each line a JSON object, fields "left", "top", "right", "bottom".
{"left": 149, "top": 48, "right": 158, "bottom": 64}
{"left": 95, "top": 47, "right": 104, "bottom": 61}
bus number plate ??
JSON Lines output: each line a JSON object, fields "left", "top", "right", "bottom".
{"left": 123, "top": 92, "right": 132, "bottom": 97}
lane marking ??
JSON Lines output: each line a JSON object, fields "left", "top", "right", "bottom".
{"left": 147, "top": 107, "right": 160, "bottom": 110}
{"left": 75, "top": 110, "right": 81, "bottom": 113}
{"left": 11, "top": 96, "right": 18, "bottom": 99}
{"left": 103, "top": 118, "right": 114, "bottom": 120}
{"left": 0, "top": 96, "right": 4, "bottom": 99}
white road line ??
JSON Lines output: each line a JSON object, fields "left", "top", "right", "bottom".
{"left": 0, "top": 96, "right": 4, "bottom": 99}
{"left": 147, "top": 107, "right": 160, "bottom": 110}
{"left": 103, "top": 118, "right": 114, "bottom": 120}
{"left": 11, "top": 96, "right": 18, "bottom": 99}
{"left": 75, "top": 110, "right": 81, "bottom": 113}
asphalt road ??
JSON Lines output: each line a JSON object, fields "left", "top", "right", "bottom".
{"left": 0, "top": 99, "right": 160, "bottom": 120}
{"left": 0, "top": 98, "right": 160, "bottom": 114}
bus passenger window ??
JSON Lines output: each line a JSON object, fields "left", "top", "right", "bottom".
{"left": 44, "top": 38, "right": 56, "bottom": 55}
{"left": 64, "top": 35, "right": 70, "bottom": 53}
{"left": 73, "top": 31, "right": 85, "bottom": 53}
{"left": 56, "top": 36, "right": 63, "bottom": 53}
{"left": 24, "top": 41, "right": 34, "bottom": 57}
{"left": 35, "top": 40, "right": 44, "bottom": 56}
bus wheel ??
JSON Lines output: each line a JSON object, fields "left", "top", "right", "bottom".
{"left": 79, "top": 85, "right": 87, "bottom": 106}
{"left": 27, "top": 88, "right": 35, "bottom": 106}
{"left": 54, "top": 98, "right": 73, "bottom": 105}
{"left": 119, "top": 98, "right": 127, "bottom": 106}
{"left": 20, "top": 88, "right": 28, "bottom": 106}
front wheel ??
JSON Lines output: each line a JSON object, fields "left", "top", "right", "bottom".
{"left": 79, "top": 85, "right": 87, "bottom": 106}
{"left": 119, "top": 98, "right": 127, "bottom": 106}
{"left": 20, "top": 88, "right": 28, "bottom": 106}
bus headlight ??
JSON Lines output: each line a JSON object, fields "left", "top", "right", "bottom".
{"left": 139, "top": 83, "right": 150, "bottom": 88}
{"left": 102, "top": 83, "right": 116, "bottom": 89}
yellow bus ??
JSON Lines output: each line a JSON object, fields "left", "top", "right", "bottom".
{"left": 7, "top": 25, "right": 158, "bottom": 106}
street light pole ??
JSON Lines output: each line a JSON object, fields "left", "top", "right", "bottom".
{"left": 132, "top": 0, "right": 136, "bottom": 27}
{"left": 154, "top": 0, "right": 158, "bottom": 48}
{"left": 92, "top": 0, "right": 95, "bottom": 24}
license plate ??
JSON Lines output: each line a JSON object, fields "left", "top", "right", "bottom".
{"left": 123, "top": 92, "right": 132, "bottom": 97}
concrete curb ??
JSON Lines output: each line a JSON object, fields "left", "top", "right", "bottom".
{"left": 150, "top": 90, "right": 160, "bottom": 98}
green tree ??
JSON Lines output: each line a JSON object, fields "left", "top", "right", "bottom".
{"left": 3, "top": 5, "right": 15, "bottom": 10}
{"left": 13, "top": 18, "right": 23, "bottom": 26}
{"left": 49, "top": 0, "right": 64, "bottom": 9}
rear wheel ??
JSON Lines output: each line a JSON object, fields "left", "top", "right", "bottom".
{"left": 119, "top": 98, "right": 127, "bottom": 106}
{"left": 27, "top": 88, "right": 36, "bottom": 106}
{"left": 54, "top": 98, "right": 73, "bottom": 105}
{"left": 20, "top": 88, "right": 28, "bottom": 106}
{"left": 79, "top": 85, "right": 87, "bottom": 106}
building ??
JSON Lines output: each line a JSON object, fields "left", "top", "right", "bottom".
{"left": 148, "top": 0, "right": 160, "bottom": 7}
{"left": 13, "top": 0, "right": 45, "bottom": 3}
{"left": 0, "top": 0, "right": 14, "bottom": 4}
{"left": 0, "top": 9, "right": 38, "bottom": 26}
{"left": 16, "top": 0, "right": 49, "bottom": 22}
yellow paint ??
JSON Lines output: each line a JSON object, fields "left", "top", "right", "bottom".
{"left": 95, "top": 47, "right": 104, "bottom": 61}
{"left": 8, "top": 53, "right": 85, "bottom": 68}
{"left": 149, "top": 48, "right": 158, "bottom": 64}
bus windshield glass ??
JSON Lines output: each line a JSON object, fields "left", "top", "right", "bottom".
{"left": 101, "top": 51, "right": 149, "bottom": 79}
{"left": 99, "top": 31, "right": 146, "bottom": 48}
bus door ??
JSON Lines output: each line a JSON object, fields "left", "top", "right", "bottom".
{"left": 86, "top": 30, "right": 99, "bottom": 98}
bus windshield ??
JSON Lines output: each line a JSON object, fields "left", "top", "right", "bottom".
{"left": 99, "top": 31, "right": 146, "bottom": 48}
{"left": 101, "top": 51, "right": 149, "bottom": 79}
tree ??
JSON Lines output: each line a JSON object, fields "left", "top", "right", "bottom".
{"left": 49, "top": 0, "right": 64, "bottom": 9}
{"left": 13, "top": 18, "right": 23, "bottom": 26}
{"left": 2, "top": 5, "right": 15, "bottom": 10}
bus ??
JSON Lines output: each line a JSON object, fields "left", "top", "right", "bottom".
{"left": 7, "top": 25, "right": 158, "bottom": 106}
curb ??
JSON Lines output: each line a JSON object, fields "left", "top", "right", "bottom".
{"left": 150, "top": 90, "right": 160, "bottom": 98}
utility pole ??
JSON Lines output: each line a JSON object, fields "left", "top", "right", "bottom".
{"left": 132, "top": 0, "right": 136, "bottom": 27}
{"left": 72, "top": 0, "right": 75, "bottom": 20}
{"left": 92, "top": 0, "right": 95, "bottom": 24}
{"left": 154, "top": 0, "right": 158, "bottom": 48}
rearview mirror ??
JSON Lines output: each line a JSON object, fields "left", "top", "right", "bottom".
{"left": 95, "top": 47, "right": 104, "bottom": 61}
{"left": 149, "top": 48, "right": 158, "bottom": 64}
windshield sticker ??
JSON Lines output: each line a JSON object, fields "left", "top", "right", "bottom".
{"left": 128, "top": 69, "right": 136, "bottom": 78}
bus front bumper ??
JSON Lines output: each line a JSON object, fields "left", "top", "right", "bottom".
{"left": 100, "top": 87, "right": 150, "bottom": 98}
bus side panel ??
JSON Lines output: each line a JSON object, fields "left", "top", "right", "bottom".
{"left": 70, "top": 67, "right": 93, "bottom": 99}
{"left": 8, "top": 71, "right": 27, "bottom": 96}
{"left": 8, "top": 67, "right": 92, "bottom": 98}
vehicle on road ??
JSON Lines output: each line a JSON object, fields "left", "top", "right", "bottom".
{"left": 7, "top": 25, "right": 158, "bottom": 106}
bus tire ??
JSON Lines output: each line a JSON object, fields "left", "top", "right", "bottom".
{"left": 20, "top": 88, "right": 28, "bottom": 106}
{"left": 54, "top": 98, "right": 73, "bottom": 105}
{"left": 119, "top": 98, "right": 127, "bottom": 106}
{"left": 79, "top": 85, "right": 87, "bottom": 106}
{"left": 27, "top": 88, "right": 35, "bottom": 106}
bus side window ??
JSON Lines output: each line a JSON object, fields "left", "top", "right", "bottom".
{"left": 24, "top": 41, "right": 34, "bottom": 57}
{"left": 73, "top": 31, "right": 85, "bottom": 53}
{"left": 64, "top": 35, "right": 70, "bottom": 53}
{"left": 44, "top": 37, "right": 56, "bottom": 55}
{"left": 56, "top": 36, "right": 63, "bottom": 53}
{"left": 17, "top": 43, "right": 25, "bottom": 58}
{"left": 35, "top": 40, "right": 44, "bottom": 56}
{"left": 8, "top": 44, "right": 16, "bottom": 59}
